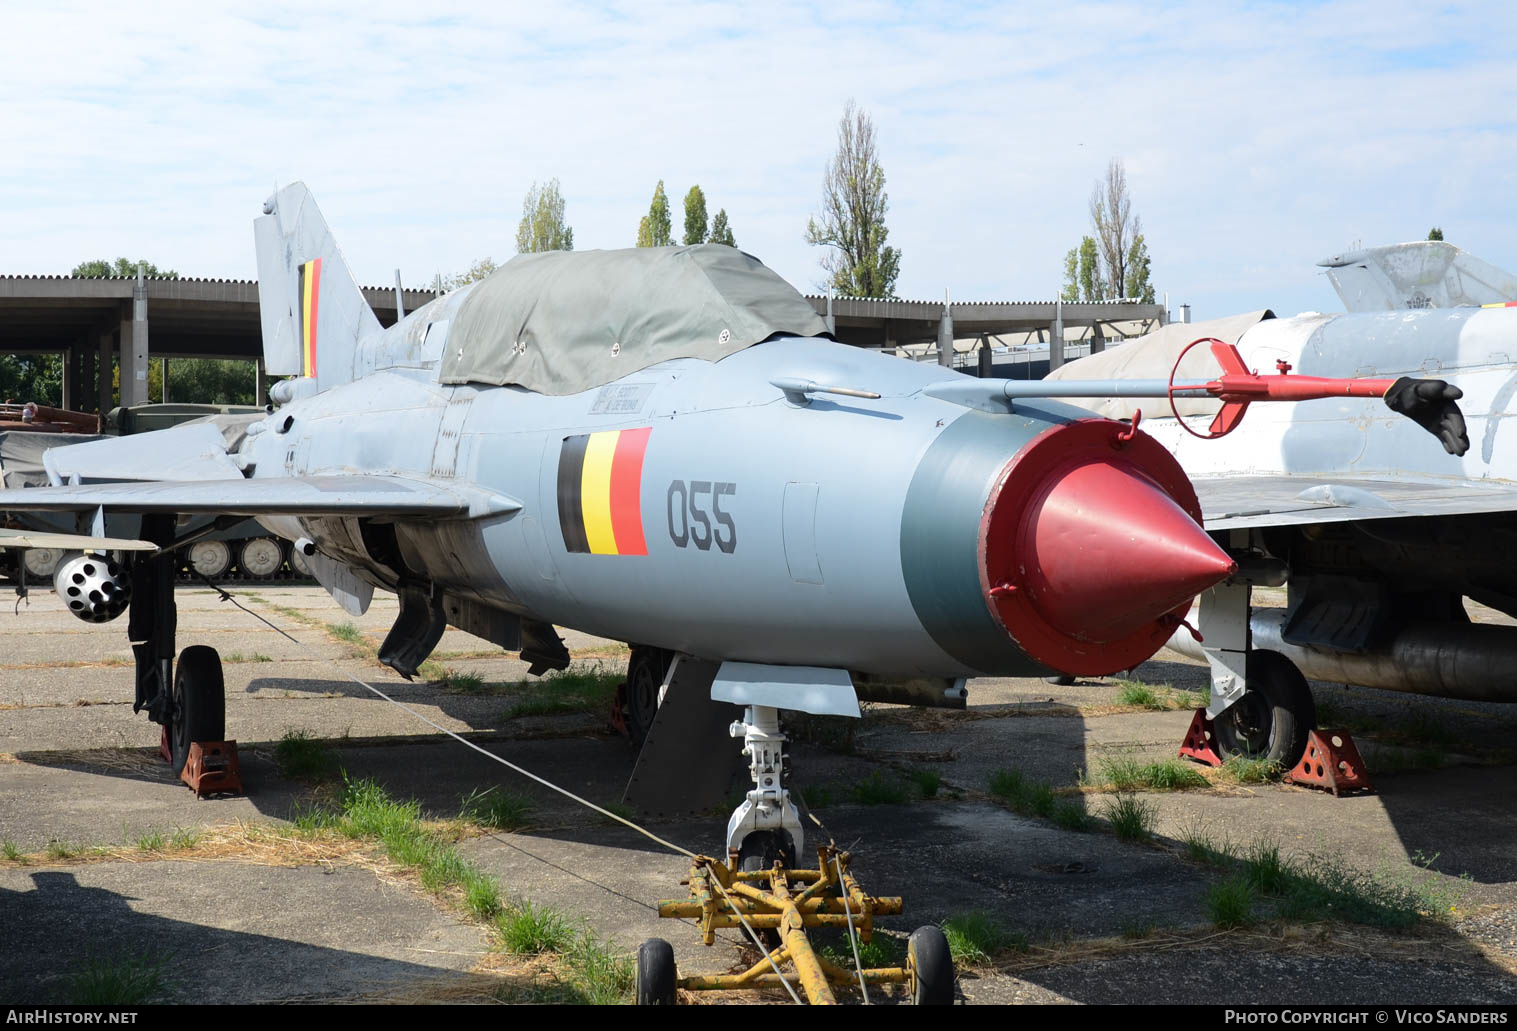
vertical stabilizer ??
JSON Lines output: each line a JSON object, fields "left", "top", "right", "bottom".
{"left": 1319, "top": 241, "right": 1517, "bottom": 312}
{"left": 254, "top": 183, "right": 382, "bottom": 386}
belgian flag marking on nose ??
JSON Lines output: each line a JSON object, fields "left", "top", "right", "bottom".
{"left": 558, "top": 428, "right": 652, "bottom": 555}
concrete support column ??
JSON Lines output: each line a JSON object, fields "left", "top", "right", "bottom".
{"left": 937, "top": 298, "right": 954, "bottom": 369}
{"left": 1090, "top": 322, "right": 1106, "bottom": 355}
{"left": 255, "top": 358, "right": 268, "bottom": 407}
{"left": 97, "top": 330, "right": 114, "bottom": 415}
{"left": 976, "top": 335, "right": 992, "bottom": 378}
{"left": 1048, "top": 299, "right": 1065, "bottom": 372}
{"left": 121, "top": 268, "right": 150, "bottom": 408}
{"left": 60, "top": 345, "right": 75, "bottom": 410}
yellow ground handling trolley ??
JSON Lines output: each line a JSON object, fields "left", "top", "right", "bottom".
{"left": 639, "top": 844, "right": 954, "bottom": 1005}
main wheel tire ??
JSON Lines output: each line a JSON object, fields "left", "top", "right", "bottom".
{"left": 624, "top": 647, "right": 671, "bottom": 745}
{"left": 238, "top": 538, "right": 284, "bottom": 579}
{"left": 635, "top": 938, "right": 677, "bottom": 1005}
{"left": 1213, "top": 650, "right": 1315, "bottom": 767}
{"left": 188, "top": 540, "right": 233, "bottom": 579}
{"left": 907, "top": 925, "right": 955, "bottom": 1005}
{"left": 170, "top": 646, "right": 226, "bottom": 776}
{"left": 1044, "top": 674, "right": 1076, "bottom": 686}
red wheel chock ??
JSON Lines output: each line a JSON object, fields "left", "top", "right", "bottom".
{"left": 1178, "top": 708, "right": 1223, "bottom": 767}
{"left": 181, "top": 741, "right": 243, "bottom": 798}
{"left": 158, "top": 726, "right": 244, "bottom": 797}
{"left": 1285, "top": 730, "right": 1372, "bottom": 797}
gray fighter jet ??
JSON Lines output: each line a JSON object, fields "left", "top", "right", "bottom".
{"left": 1049, "top": 290, "right": 1517, "bottom": 766}
{"left": 0, "top": 185, "right": 1464, "bottom": 860}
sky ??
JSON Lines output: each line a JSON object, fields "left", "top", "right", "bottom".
{"left": 3, "top": 1, "right": 1515, "bottom": 321}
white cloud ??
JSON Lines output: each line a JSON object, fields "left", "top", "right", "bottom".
{"left": 2, "top": 1, "right": 1514, "bottom": 320}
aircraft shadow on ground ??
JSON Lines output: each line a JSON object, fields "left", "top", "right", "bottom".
{"left": 0, "top": 869, "right": 521, "bottom": 1004}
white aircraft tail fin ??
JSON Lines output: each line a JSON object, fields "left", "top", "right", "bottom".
{"left": 254, "top": 183, "right": 382, "bottom": 388}
{"left": 1319, "top": 241, "right": 1517, "bottom": 312}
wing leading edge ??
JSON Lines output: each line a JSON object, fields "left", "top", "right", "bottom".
{"left": 0, "top": 475, "right": 520, "bottom": 520}
{"left": 1194, "top": 473, "right": 1517, "bottom": 531}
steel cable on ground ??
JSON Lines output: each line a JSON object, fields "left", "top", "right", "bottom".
{"left": 201, "top": 579, "right": 694, "bottom": 858}
{"left": 207, "top": 579, "right": 806, "bottom": 1003}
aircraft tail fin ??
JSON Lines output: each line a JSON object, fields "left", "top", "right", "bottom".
{"left": 254, "top": 183, "right": 382, "bottom": 388}
{"left": 1318, "top": 241, "right": 1517, "bottom": 312}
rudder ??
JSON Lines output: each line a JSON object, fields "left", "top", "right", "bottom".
{"left": 254, "top": 183, "right": 382, "bottom": 387}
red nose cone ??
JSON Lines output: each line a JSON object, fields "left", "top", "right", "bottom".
{"left": 1024, "top": 460, "right": 1237, "bottom": 643}
{"left": 981, "top": 419, "right": 1236, "bottom": 676}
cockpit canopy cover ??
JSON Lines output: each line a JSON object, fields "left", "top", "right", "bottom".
{"left": 440, "top": 244, "right": 830, "bottom": 395}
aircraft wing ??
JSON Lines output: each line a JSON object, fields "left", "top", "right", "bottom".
{"left": 0, "top": 475, "right": 520, "bottom": 520}
{"left": 1194, "top": 473, "right": 1517, "bottom": 531}
{"left": 0, "top": 528, "right": 155, "bottom": 551}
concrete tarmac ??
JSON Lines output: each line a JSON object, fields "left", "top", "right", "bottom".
{"left": 1, "top": 585, "right": 1515, "bottom": 1004}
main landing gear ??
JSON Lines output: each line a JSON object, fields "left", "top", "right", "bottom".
{"left": 129, "top": 515, "right": 231, "bottom": 784}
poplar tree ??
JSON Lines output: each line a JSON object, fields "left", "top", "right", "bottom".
{"left": 804, "top": 100, "right": 901, "bottom": 298}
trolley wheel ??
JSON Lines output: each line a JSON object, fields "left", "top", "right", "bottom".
{"left": 170, "top": 646, "right": 225, "bottom": 777}
{"left": 238, "top": 538, "right": 284, "bottom": 579}
{"left": 22, "top": 548, "right": 62, "bottom": 579}
{"left": 624, "top": 647, "right": 671, "bottom": 745}
{"left": 188, "top": 540, "right": 233, "bottom": 579}
{"left": 635, "top": 938, "right": 677, "bottom": 1005}
{"left": 288, "top": 544, "right": 313, "bottom": 578}
{"left": 1213, "top": 650, "right": 1315, "bottom": 767}
{"left": 907, "top": 925, "right": 955, "bottom": 1005}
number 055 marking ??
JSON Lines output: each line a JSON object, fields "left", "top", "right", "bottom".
{"left": 667, "top": 480, "right": 737, "bottom": 554}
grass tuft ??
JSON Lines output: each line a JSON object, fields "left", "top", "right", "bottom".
{"left": 327, "top": 621, "right": 364, "bottom": 643}
{"left": 45, "top": 839, "right": 79, "bottom": 860}
{"left": 908, "top": 768, "right": 942, "bottom": 798}
{"left": 497, "top": 898, "right": 574, "bottom": 955}
{"left": 849, "top": 771, "right": 909, "bottom": 805}
{"left": 504, "top": 663, "right": 622, "bottom": 719}
{"left": 3, "top": 839, "right": 25, "bottom": 862}
{"left": 1097, "top": 755, "right": 1209, "bottom": 792}
{"left": 1103, "top": 793, "right": 1157, "bottom": 842}
{"left": 941, "top": 911, "right": 1026, "bottom": 965}
{"left": 65, "top": 950, "right": 171, "bottom": 1005}
{"left": 1207, "top": 876, "right": 1256, "bottom": 928}
{"left": 273, "top": 728, "right": 340, "bottom": 781}
{"left": 1217, "top": 754, "right": 1283, "bottom": 784}
{"left": 169, "top": 827, "right": 201, "bottom": 850}
{"left": 988, "top": 768, "right": 1059, "bottom": 819}
{"left": 1114, "top": 680, "right": 1164, "bottom": 709}
{"left": 460, "top": 786, "right": 534, "bottom": 831}
{"left": 136, "top": 829, "right": 167, "bottom": 852}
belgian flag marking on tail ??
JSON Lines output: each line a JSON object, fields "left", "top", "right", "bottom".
{"left": 558, "top": 428, "right": 652, "bottom": 555}
{"left": 300, "top": 257, "right": 322, "bottom": 377}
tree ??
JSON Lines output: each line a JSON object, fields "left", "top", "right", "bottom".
{"left": 1089, "top": 158, "right": 1142, "bottom": 300}
{"left": 710, "top": 209, "right": 736, "bottom": 248}
{"left": 636, "top": 181, "right": 672, "bottom": 247}
{"left": 0, "top": 355, "right": 63, "bottom": 405}
{"left": 1061, "top": 158, "right": 1153, "bottom": 302}
{"left": 71, "top": 258, "right": 177, "bottom": 278}
{"left": 1125, "top": 234, "right": 1154, "bottom": 303}
{"left": 1428, "top": 227, "right": 1445, "bottom": 241}
{"left": 1059, "top": 236, "right": 1105, "bottom": 303}
{"left": 445, "top": 258, "right": 499, "bottom": 290}
{"left": 515, "top": 179, "right": 574, "bottom": 253}
{"left": 804, "top": 100, "right": 901, "bottom": 298}
{"left": 683, "top": 186, "right": 708, "bottom": 246}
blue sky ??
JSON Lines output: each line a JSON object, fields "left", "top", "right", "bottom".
{"left": 2, "top": 1, "right": 1514, "bottom": 320}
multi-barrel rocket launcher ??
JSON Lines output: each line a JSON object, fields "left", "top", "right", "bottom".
{"left": 0, "top": 185, "right": 1468, "bottom": 884}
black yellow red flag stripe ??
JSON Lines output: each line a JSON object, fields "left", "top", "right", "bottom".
{"left": 300, "top": 257, "right": 322, "bottom": 377}
{"left": 558, "top": 428, "right": 652, "bottom": 555}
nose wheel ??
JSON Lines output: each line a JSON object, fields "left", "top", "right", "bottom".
{"left": 1213, "top": 650, "right": 1315, "bottom": 766}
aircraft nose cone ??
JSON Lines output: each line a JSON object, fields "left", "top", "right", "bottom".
{"left": 1024, "top": 459, "right": 1236, "bottom": 643}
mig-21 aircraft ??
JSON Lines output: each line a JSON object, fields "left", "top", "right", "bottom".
{"left": 1049, "top": 287, "right": 1517, "bottom": 766}
{"left": 0, "top": 185, "right": 1468, "bottom": 864}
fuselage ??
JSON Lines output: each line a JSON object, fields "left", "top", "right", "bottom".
{"left": 243, "top": 290, "right": 1231, "bottom": 681}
